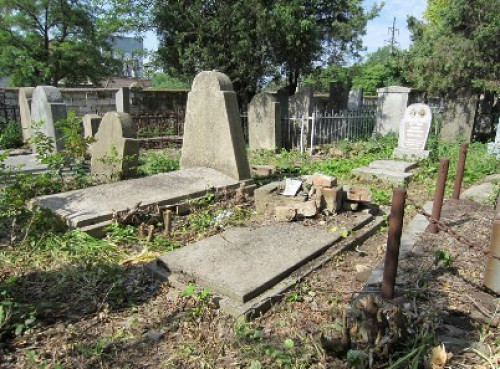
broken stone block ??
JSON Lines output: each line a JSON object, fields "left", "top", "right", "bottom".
{"left": 250, "top": 164, "right": 276, "bottom": 178}
{"left": 345, "top": 186, "right": 372, "bottom": 203}
{"left": 295, "top": 200, "right": 317, "bottom": 217}
{"left": 321, "top": 187, "right": 343, "bottom": 213}
{"left": 254, "top": 181, "right": 306, "bottom": 216}
{"left": 312, "top": 173, "right": 337, "bottom": 189}
{"left": 275, "top": 206, "right": 297, "bottom": 222}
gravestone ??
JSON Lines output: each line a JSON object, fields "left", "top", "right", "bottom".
{"left": 375, "top": 86, "right": 411, "bottom": 135}
{"left": 30, "top": 86, "right": 68, "bottom": 153}
{"left": 90, "top": 111, "right": 139, "bottom": 181}
{"left": 348, "top": 89, "right": 363, "bottom": 111}
{"left": 82, "top": 114, "right": 102, "bottom": 139}
{"left": 248, "top": 92, "right": 282, "bottom": 151}
{"left": 116, "top": 87, "right": 131, "bottom": 113}
{"left": 289, "top": 85, "right": 313, "bottom": 118}
{"left": 180, "top": 70, "right": 251, "bottom": 180}
{"left": 393, "top": 103, "right": 432, "bottom": 159}
{"left": 329, "top": 82, "right": 349, "bottom": 111}
{"left": 18, "top": 87, "right": 35, "bottom": 143}
{"left": 487, "top": 117, "right": 500, "bottom": 158}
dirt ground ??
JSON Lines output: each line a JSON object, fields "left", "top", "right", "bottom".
{"left": 1, "top": 196, "right": 499, "bottom": 368}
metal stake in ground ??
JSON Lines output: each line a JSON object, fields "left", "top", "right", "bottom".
{"left": 382, "top": 187, "right": 407, "bottom": 300}
{"left": 429, "top": 159, "right": 449, "bottom": 234}
{"left": 452, "top": 143, "right": 468, "bottom": 200}
{"left": 484, "top": 217, "right": 500, "bottom": 294}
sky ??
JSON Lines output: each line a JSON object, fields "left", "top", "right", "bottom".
{"left": 142, "top": 0, "right": 427, "bottom": 61}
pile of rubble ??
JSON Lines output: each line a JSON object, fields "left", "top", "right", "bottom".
{"left": 254, "top": 173, "right": 372, "bottom": 221}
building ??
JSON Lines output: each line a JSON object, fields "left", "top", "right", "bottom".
{"left": 109, "top": 36, "right": 144, "bottom": 78}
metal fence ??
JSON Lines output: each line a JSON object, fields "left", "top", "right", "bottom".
{"left": 281, "top": 110, "right": 376, "bottom": 152}
{"left": 132, "top": 111, "right": 185, "bottom": 138}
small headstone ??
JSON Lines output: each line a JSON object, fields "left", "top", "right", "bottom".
{"left": 374, "top": 86, "right": 411, "bottom": 136}
{"left": 487, "top": 118, "right": 500, "bottom": 158}
{"left": 180, "top": 71, "right": 251, "bottom": 180}
{"left": 116, "top": 87, "right": 131, "bottom": 113}
{"left": 248, "top": 92, "right": 282, "bottom": 150}
{"left": 90, "top": 112, "right": 139, "bottom": 181}
{"left": 82, "top": 114, "right": 102, "bottom": 139}
{"left": 18, "top": 87, "right": 35, "bottom": 144}
{"left": 30, "top": 86, "right": 68, "bottom": 153}
{"left": 393, "top": 103, "right": 432, "bottom": 159}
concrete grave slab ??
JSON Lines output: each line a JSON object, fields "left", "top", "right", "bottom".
{"left": 369, "top": 160, "right": 418, "bottom": 173}
{"left": 3, "top": 154, "right": 47, "bottom": 174}
{"left": 34, "top": 167, "right": 252, "bottom": 232}
{"left": 147, "top": 214, "right": 384, "bottom": 317}
{"left": 159, "top": 216, "right": 373, "bottom": 304}
{"left": 352, "top": 166, "right": 413, "bottom": 185}
{"left": 180, "top": 71, "right": 251, "bottom": 180}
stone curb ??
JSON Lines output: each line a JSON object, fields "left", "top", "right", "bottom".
{"left": 362, "top": 201, "right": 433, "bottom": 293}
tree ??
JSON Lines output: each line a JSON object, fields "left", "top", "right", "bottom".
{"left": 352, "top": 46, "right": 407, "bottom": 95}
{"left": 0, "top": 0, "right": 146, "bottom": 87}
{"left": 406, "top": 0, "right": 500, "bottom": 94}
{"left": 154, "top": 0, "right": 379, "bottom": 104}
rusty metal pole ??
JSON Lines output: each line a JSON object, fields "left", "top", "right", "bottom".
{"left": 429, "top": 159, "right": 450, "bottom": 234}
{"left": 381, "top": 188, "right": 407, "bottom": 300}
{"left": 452, "top": 143, "right": 469, "bottom": 200}
{"left": 484, "top": 216, "right": 500, "bottom": 294}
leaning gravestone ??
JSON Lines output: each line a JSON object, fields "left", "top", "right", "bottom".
{"left": 18, "top": 87, "right": 35, "bottom": 144}
{"left": 393, "top": 103, "right": 432, "bottom": 159}
{"left": 90, "top": 111, "right": 139, "bottom": 182}
{"left": 30, "top": 86, "right": 68, "bottom": 153}
{"left": 248, "top": 92, "right": 282, "bottom": 151}
{"left": 180, "top": 70, "right": 251, "bottom": 180}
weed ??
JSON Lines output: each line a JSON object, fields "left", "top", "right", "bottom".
{"left": 434, "top": 248, "right": 453, "bottom": 268}
{"left": 0, "top": 118, "right": 23, "bottom": 149}
{"left": 137, "top": 150, "right": 179, "bottom": 176}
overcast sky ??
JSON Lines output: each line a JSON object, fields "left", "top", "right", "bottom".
{"left": 143, "top": 0, "right": 427, "bottom": 61}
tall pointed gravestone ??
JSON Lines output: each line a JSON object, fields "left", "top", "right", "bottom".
{"left": 30, "top": 86, "right": 68, "bottom": 153}
{"left": 180, "top": 71, "right": 251, "bottom": 180}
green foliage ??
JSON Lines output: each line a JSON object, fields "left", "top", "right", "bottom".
{"left": 137, "top": 151, "right": 180, "bottom": 176}
{"left": 150, "top": 72, "right": 190, "bottom": 89}
{"left": 0, "top": 118, "right": 23, "bottom": 149}
{"left": 406, "top": 0, "right": 500, "bottom": 94}
{"left": 0, "top": 0, "right": 139, "bottom": 86}
{"left": 352, "top": 46, "right": 408, "bottom": 95}
{"left": 154, "top": 0, "right": 379, "bottom": 102}
{"left": 434, "top": 248, "right": 453, "bottom": 268}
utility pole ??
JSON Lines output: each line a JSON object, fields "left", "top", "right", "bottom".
{"left": 386, "top": 17, "right": 399, "bottom": 54}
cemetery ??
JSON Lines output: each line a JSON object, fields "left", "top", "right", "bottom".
{"left": 0, "top": 68, "right": 499, "bottom": 368}
{"left": 0, "top": 0, "right": 499, "bottom": 367}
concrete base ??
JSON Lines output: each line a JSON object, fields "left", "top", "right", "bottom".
{"left": 33, "top": 167, "right": 255, "bottom": 233}
{"left": 352, "top": 159, "right": 416, "bottom": 185}
{"left": 393, "top": 147, "right": 429, "bottom": 160}
{"left": 150, "top": 213, "right": 384, "bottom": 317}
